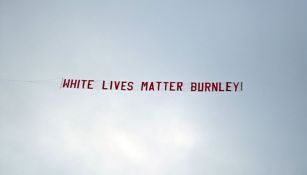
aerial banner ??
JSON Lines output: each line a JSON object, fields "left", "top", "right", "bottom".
{"left": 61, "top": 78, "right": 244, "bottom": 92}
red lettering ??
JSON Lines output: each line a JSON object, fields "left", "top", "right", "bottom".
{"left": 127, "top": 82, "right": 134, "bottom": 91}
{"left": 62, "top": 79, "right": 70, "bottom": 88}
{"left": 177, "top": 82, "right": 183, "bottom": 91}
{"left": 191, "top": 82, "right": 196, "bottom": 91}
{"left": 205, "top": 82, "right": 211, "bottom": 92}
{"left": 141, "top": 82, "right": 148, "bottom": 91}
{"left": 88, "top": 80, "right": 94, "bottom": 89}
{"left": 226, "top": 82, "right": 231, "bottom": 91}
{"left": 233, "top": 82, "right": 239, "bottom": 91}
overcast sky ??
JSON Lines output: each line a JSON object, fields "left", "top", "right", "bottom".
{"left": 0, "top": 0, "right": 307, "bottom": 175}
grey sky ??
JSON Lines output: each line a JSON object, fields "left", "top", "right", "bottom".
{"left": 0, "top": 0, "right": 306, "bottom": 175}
